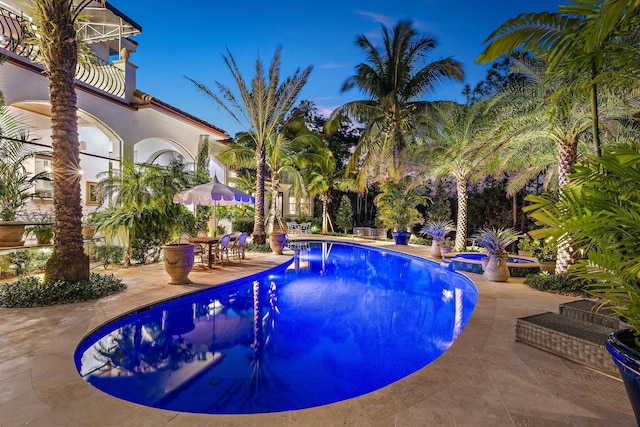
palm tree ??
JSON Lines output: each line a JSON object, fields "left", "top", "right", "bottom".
{"left": 327, "top": 20, "right": 464, "bottom": 191}
{"left": 217, "top": 118, "right": 326, "bottom": 233}
{"left": 187, "top": 48, "right": 312, "bottom": 244}
{"left": 476, "top": 2, "right": 640, "bottom": 157}
{"left": 30, "top": 0, "right": 100, "bottom": 282}
{"left": 416, "top": 101, "right": 488, "bottom": 251}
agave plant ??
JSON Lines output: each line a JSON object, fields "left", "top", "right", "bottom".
{"left": 473, "top": 227, "right": 522, "bottom": 255}
{"left": 420, "top": 219, "right": 455, "bottom": 241}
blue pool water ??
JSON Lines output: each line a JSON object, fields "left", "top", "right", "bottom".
{"left": 75, "top": 241, "right": 478, "bottom": 414}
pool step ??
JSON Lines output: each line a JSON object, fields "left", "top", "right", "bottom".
{"left": 515, "top": 299, "right": 624, "bottom": 377}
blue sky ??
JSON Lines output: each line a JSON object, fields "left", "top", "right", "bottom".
{"left": 108, "top": 0, "right": 561, "bottom": 137}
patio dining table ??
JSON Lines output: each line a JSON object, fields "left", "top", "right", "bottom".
{"left": 192, "top": 235, "right": 237, "bottom": 268}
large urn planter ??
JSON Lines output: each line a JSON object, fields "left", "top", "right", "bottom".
{"left": 608, "top": 329, "right": 640, "bottom": 424}
{"left": 0, "top": 222, "right": 26, "bottom": 247}
{"left": 430, "top": 239, "right": 442, "bottom": 259}
{"left": 481, "top": 253, "right": 510, "bottom": 282}
{"left": 269, "top": 233, "right": 286, "bottom": 255}
{"left": 162, "top": 243, "right": 194, "bottom": 285}
{"left": 392, "top": 231, "right": 411, "bottom": 245}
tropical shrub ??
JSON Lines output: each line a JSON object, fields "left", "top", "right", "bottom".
{"left": 523, "top": 272, "right": 590, "bottom": 296}
{"left": 473, "top": 227, "right": 522, "bottom": 255}
{"left": 0, "top": 273, "right": 126, "bottom": 307}
{"left": 335, "top": 195, "right": 353, "bottom": 233}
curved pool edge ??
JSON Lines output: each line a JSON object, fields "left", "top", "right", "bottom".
{"left": 24, "top": 237, "right": 624, "bottom": 426}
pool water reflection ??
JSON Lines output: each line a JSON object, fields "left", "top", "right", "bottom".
{"left": 75, "top": 241, "right": 478, "bottom": 414}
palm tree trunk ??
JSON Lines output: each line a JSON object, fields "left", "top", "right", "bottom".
{"left": 590, "top": 62, "right": 601, "bottom": 157}
{"left": 555, "top": 139, "right": 578, "bottom": 275}
{"left": 253, "top": 147, "right": 267, "bottom": 244}
{"left": 321, "top": 193, "right": 329, "bottom": 233}
{"left": 454, "top": 173, "right": 468, "bottom": 251}
{"left": 268, "top": 172, "right": 280, "bottom": 234}
{"left": 43, "top": 5, "right": 89, "bottom": 282}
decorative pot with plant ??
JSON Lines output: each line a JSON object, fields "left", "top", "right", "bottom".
{"left": 162, "top": 235, "right": 195, "bottom": 285}
{"left": 524, "top": 142, "right": 640, "bottom": 422}
{"left": 269, "top": 233, "right": 286, "bottom": 255}
{"left": 517, "top": 234, "right": 540, "bottom": 257}
{"left": 420, "top": 219, "right": 456, "bottom": 258}
{"left": 25, "top": 210, "right": 54, "bottom": 245}
{"left": 0, "top": 107, "right": 47, "bottom": 247}
{"left": 374, "top": 177, "right": 425, "bottom": 245}
{"left": 472, "top": 227, "right": 522, "bottom": 282}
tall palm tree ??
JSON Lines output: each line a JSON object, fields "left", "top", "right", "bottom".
{"left": 187, "top": 48, "right": 312, "bottom": 244}
{"left": 217, "top": 118, "right": 326, "bottom": 233}
{"left": 327, "top": 20, "right": 464, "bottom": 191}
{"left": 417, "top": 101, "right": 489, "bottom": 251}
{"left": 31, "top": 0, "right": 100, "bottom": 281}
{"left": 476, "top": 1, "right": 640, "bottom": 157}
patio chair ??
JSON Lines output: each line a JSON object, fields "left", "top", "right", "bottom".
{"left": 212, "top": 233, "right": 231, "bottom": 266}
{"left": 231, "top": 232, "right": 248, "bottom": 261}
{"left": 287, "top": 221, "right": 299, "bottom": 236}
{"left": 299, "top": 222, "right": 311, "bottom": 235}
{"left": 177, "top": 232, "right": 206, "bottom": 267}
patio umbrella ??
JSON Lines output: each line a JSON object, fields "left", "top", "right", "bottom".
{"left": 173, "top": 176, "right": 255, "bottom": 235}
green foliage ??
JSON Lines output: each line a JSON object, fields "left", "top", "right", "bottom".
{"left": 0, "top": 107, "right": 48, "bottom": 221}
{"left": 524, "top": 141, "right": 640, "bottom": 338}
{"left": 523, "top": 272, "right": 590, "bottom": 296}
{"left": 425, "top": 183, "right": 452, "bottom": 222}
{"left": 518, "top": 234, "right": 541, "bottom": 252}
{"left": 409, "top": 236, "right": 431, "bottom": 246}
{"left": 374, "top": 177, "right": 425, "bottom": 232}
{"left": 335, "top": 195, "right": 353, "bottom": 233}
{"left": 95, "top": 245, "right": 124, "bottom": 265}
{"left": 440, "top": 237, "right": 455, "bottom": 249}
{"left": 473, "top": 227, "right": 522, "bottom": 255}
{"left": 245, "top": 242, "right": 271, "bottom": 252}
{"left": 232, "top": 219, "right": 254, "bottom": 234}
{"left": 25, "top": 210, "right": 54, "bottom": 243}
{"left": 4, "top": 248, "right": 51, "bottom": 275}
{"left": 0, "top": 273, "right": 126, "bottom": 307}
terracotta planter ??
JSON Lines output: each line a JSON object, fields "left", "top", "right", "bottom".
{"left": 482, "top": 253, "right": 510, "bottom": 282}
{"left": 430, "top": 239, "right": 442, "bottom": 259}
{"left": 162, "top": 244, "right": 194, "bottom": 285}
{"left": 269, "top": 233, "right": 286, "bottom": 255}
{"left": 538, "top": 260, "right": 556, "bottom": 273}
{"left": 0, "top": 221, "right": 26, "bottom": 247}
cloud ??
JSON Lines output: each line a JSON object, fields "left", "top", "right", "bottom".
{"left": 320, "top": 61, "right": 345, "bottom": 70}
{"left": 356, "top": 10, "right": 394, "bottom": 27}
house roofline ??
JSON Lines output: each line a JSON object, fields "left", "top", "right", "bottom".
{"left": 134, "top": 89, "right": 229, "bottom": 139}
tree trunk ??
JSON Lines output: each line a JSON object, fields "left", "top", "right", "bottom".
{"left": 590, "top": 62, "right": 601, "bottom": 157}
{"left": 267, "top": 171, "right": 279, "bottom": 234}
{"left": 253, "top": 147, "right": 267, "bottom": 244}
{"left": 555, "top": 138, "right": 579, "bottom": 275}
{"left": 43, "top": 4, "right": 89, "bottom": 282}
{"left": 321, "top": 193, "right": 329, "bottom": 233}
{"left": 454, "top": 173, "right": 468, "bottom": 252}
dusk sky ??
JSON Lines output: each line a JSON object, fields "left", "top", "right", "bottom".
{"left": 108, "top": 0, "right": 561, "bottom": 137}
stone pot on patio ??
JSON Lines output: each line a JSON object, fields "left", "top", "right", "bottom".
{"left": 269, "top": 233, "right": 286, "bottom": 255}
{"left": 481, "top": 253, "right": 510, "bottom": 282}
{"left": 608, "top": 329, "right": 640, "bottom": 424}
{"left": 0, "top": 221, "right": 26, "bottom": 247}
{"left": 162, "top": 243, "right": 194, "bottom": 285}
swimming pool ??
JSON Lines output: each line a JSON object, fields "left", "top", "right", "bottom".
{"left": 75, "top": 241, "right": 478, "bottom": 414}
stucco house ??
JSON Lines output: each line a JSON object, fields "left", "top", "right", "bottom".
{"left": 0, "top": 0, "right": 230, "bottom": 221}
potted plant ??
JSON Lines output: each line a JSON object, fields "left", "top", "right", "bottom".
{"left": 524, "top": 142, "right": 640, "bottom": 422}
{"left": 25, "top": 210, "right": 54, "bottom": 245}
{"left": 472, "top": 227, "right": 522, "bottom": 282}
{"left": 0, "top": 107, "right": 47, "bottom": 247}
{"left": 374, "top": 178, "right": 424, "bottom": 245}
{"left": 162, "top": 234, "right": 195, "bottom": 285}
{"left": 439, "top": 237, "right": 455, "bottom": 257}
{"left": 420, "top": 219, "right": 456, "bottom": 258}
{"left": 517, "top": 234, "right": 540, "bottom": 257}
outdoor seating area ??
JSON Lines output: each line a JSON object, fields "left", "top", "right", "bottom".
{"left": 174, "top": 231, "right": 248, "bottom": 268}
{"left": 286, "top": 221, "right": 311, "bottom": 236}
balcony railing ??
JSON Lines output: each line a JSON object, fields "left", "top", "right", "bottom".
{"left": 0, "top": 6, "right": 125, "bottom": 98}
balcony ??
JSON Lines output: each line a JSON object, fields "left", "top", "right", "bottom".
{"left": 0, "top": 4, "right": 132, "bottom": 99}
